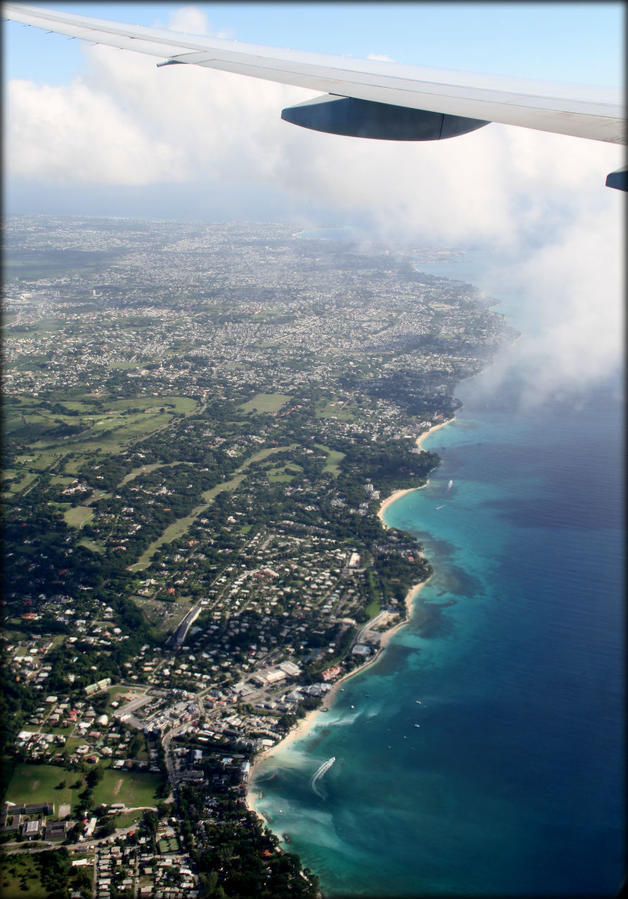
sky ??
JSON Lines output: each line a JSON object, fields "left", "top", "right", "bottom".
{"left": 3, "top": 2, "right": 625, "bottom": 398}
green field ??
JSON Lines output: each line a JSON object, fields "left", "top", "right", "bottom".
{"left": 5, "top": 763, "right": 80, "bottom": 809}
{"left": 242, "top": 445, "right": 298, "bottom": 468}
{"left": 2, "top": 469, "right": 39, "bottom": 496}
{"left": 118, "top": 461, "right": 190, "bottom": 487}
{"left": 5, "top": 762, "right": 162, "bottom": 811}
{"left": 4, "top": 394, "right": 202, "bottom": 500}
{"left": 365, "top": 596, "right": 381, "bottom": 619}
{"left": 366, "top": 571, "right": 382, "bottom": 619}
{"left": 315, "top": 399, "right": 357, "bottom": 422}
{"left": 315, "top": 444, "right": 345, "bottom": 476}
{"left": 267, "top": 463, "right": 302, "bottom": 484}
{"left": 113, "top": 810, "right": 141, "bottom": 828}
{"left": 63, "top": 505, "right": 94, "bottom": 528}
{"left": 78, "top": 537, "right": 105, "bottom": 554}
{"left": 239, "top": 392, "right": 290, "bottom": 414}
{"left": 91, "top": 769, "right": 162, "bottom": 808}
{"left": 49, "top": 475, "right": 75, "bottom": 487}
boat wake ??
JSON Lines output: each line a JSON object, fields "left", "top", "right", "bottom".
{"left": 311, "top": 757, "right": 336, "bottom": 799}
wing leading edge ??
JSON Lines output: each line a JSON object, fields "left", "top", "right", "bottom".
{"left": 4, "top": 3, "right": 626, "bottom": 188}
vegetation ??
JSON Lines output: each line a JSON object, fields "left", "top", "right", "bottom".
{"left": 2, "top": 215, "right": 513, "bottom": 895}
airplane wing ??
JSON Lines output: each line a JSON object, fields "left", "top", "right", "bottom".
{"left": 4, "top": 3, "right": 626, "bottom": 188}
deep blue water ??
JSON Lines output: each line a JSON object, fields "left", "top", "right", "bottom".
{"left": 250, "top": 260, "right": 625, "bottom": 897}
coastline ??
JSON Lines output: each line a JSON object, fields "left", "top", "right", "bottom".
{"left": 377, "top": 487, "right": 417, "bottom": 524}
{"left": 246, "top": 417, "right": 452, "bottom": 821}
{"left": 245, "top": 574, "right": 433, "bottom": 822}
{"left": 415, "top": 417, "right": 454, "bottom": 452}
{"left": 377, "top": 418, "right": 454, "bottom": 529}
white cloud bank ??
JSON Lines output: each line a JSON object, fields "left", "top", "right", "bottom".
{"left": 5, "top": 6, "right": 624, "bottom": 399}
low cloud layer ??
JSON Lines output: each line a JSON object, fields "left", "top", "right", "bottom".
{"left": 5, "top": 6, "right": 624, "bottom": 399}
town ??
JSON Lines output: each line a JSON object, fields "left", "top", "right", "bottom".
{"left": 2, "top": 215, "right": 513, "bottom": 897}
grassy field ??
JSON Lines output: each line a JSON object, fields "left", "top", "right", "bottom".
{"left": 49, "top": 475, "right": 75, "bottom": 487}
{"left": 114, "top": 810, "right": 141, "bottom": 828}
{"left": 267, "top": 463, "right": 302, "bottom": 483}
{"left": 315, "top": 399, "right": 358, "bottom": 422}
{"left": 118, "top": 461, "right": 189, "bottom": 487}
{"left": 5, "top": 762, "right": 162, "bottom": 811}
{"left": 243, "top": 445, "right": 297, "bottom": 467}
{"left": 91, "top": 769, "right": 162, "bottom": 808}
{"left": 63, "top": 505, "right": 94, "bottom": 528}
{"left": 78, "top": 537, "right": 105, "bottom": 554}
{"left": 5, "top": 763, "right": 81, "bottom": 809}
{"left": 5, "top": 396, "right": 200, "bottom": 491}
{"left": 2, "top": 469, "right": 39, "bottom": 496}
{"left": 239, "top": 392, "right": 290, "bottom": 414}
{"left": 315, "top": 444, "right": 346, "bottom": 476}
{"left": 365, "top": 596, "right": 381, "bottom": 619}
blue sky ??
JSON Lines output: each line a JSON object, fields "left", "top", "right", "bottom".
{"left": 4, "top": 2, "right": 624, "bottom": 87}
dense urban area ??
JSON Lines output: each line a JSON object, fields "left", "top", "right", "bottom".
{"left": 2, "top": 215, "right": 513, "bottom": 898}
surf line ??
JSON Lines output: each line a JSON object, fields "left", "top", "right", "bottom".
{"left": 311, "top": 757, "right": 336, "bottom": 798}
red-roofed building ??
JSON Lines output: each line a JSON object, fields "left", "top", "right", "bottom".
{"left": 322, "top": 664, "right": 342, "bottom": 682}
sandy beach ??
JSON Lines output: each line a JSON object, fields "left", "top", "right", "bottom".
{"left": 415, "top": 417, "right": 454, "bottom": 452}
{"left": 377, "top": 487, "right": 417, "bottom": 525}
{"left": 245, "top": 574, "right": 433, "bottom": 818}
{"left": 377, "top": 418, "right": 454, "bottom": 530}
{"left": 246, "top": 417, "right": 452, "bottom": 819}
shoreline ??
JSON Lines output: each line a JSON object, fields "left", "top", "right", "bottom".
{"left": 246, "top": 417, "right": 452, "bottom": 822}
{"left": 377, "top": 417, "right": 454, "bottom": 530}
{"left": 245, "top": 575, "right": 433, "bottom": 821}
{"left": 415, "top": 417, "right": 454, "bottom": 452}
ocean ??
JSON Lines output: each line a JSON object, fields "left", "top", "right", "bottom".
{"left": 250, "top": 251, "right": 625, "bottom": 897}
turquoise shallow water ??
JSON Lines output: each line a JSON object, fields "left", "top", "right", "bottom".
{"left": 250, "top": 256, "right": 624, "bottom": 897}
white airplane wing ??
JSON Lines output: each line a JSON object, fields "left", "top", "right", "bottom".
{"left": 4, "top": 3, "right": 626, "bottom": 188}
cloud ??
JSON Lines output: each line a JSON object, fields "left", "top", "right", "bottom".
{"left": 481, "top": 199, "right": 624, "bottom": 403}
{"left": 5, "top": 5, "right": 624, "bottom": 396}
{"left": 167, "top": 5, "right": 211, "bottom": 35}
{"left": 6, "top": 77, "right": 185, "bottom": 185}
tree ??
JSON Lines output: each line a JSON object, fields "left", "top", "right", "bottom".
{"left": 96, "top": 818, "right": 116, "bottom": 838}
{"left": 86, "top": 767, "right": 103, "bottom": 788}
